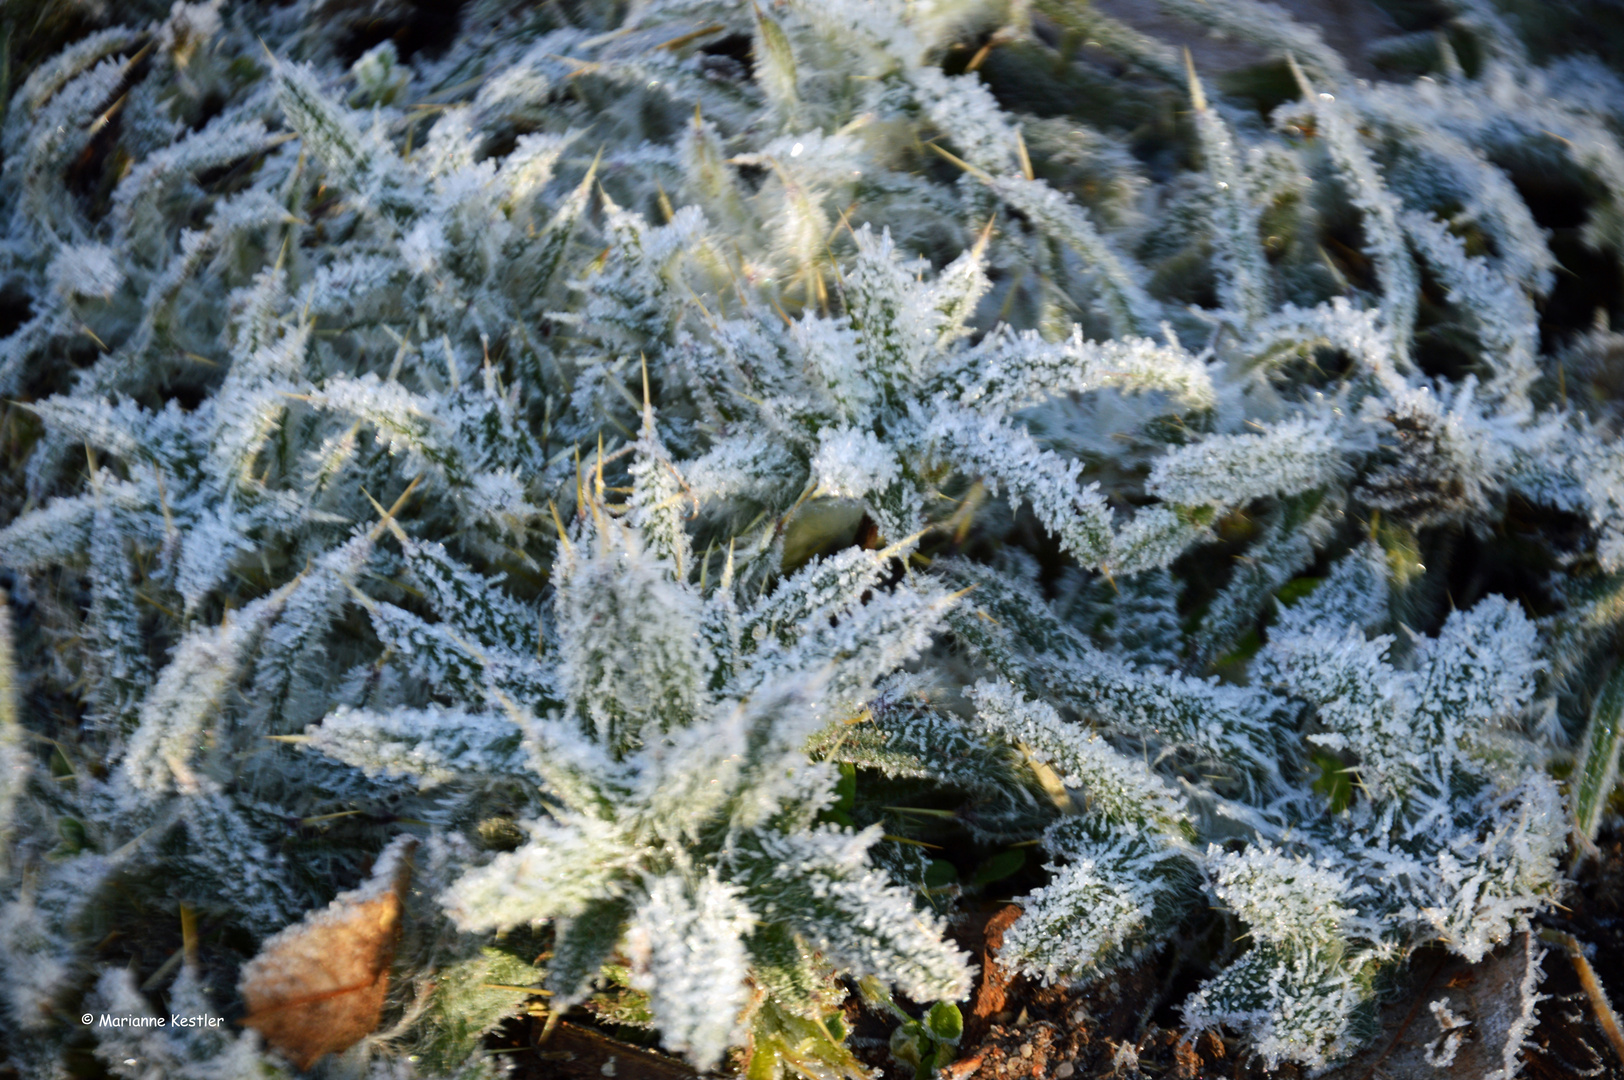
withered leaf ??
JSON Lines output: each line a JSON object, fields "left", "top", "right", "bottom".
{"left": 239, "top": 836, "right": 417, "bottom": 1070}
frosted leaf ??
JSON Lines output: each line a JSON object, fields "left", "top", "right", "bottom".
{"left": 926, "top": 403, "right": 1113, "bottom": 566}
{"left": 274, "top": 60, "right": 403, "bottom": 211}
{"left": 1108, "top": 506, "right": 1214, "bottom": 577}
{"left": 969, "top": 680, "right": 1187, "bottom": 833}
{"left": 845, "top": 226, "right": 939, "bottom": 392}
{"left": 304, "top": 706, "right": 528, "bottom": 788}
{"left": 1208, "top": 843, "right": 1360, "bottom": 949}
{"left": 791, "top": 314, "right": 874, "bottom": 426}
{"left": 998, "top": 828, "right": 1192, "bottom": 984}
{"left": 1356, "top": 381, "right": 1532, "bottom": 529}
{"left": 812, "top": 426, "right": 899, "bottom": 500}
{"left": 1183, "top": 946, "right": 1370, "bottom": 1072}
{"left": 1399, "top": 210, "right": 1539, "bottom": 402}
{"left": 1147, "top": 416, "right": 1347, "bottom": 507}
{"left": 732, "top": 825, "right": 973, "bottom": 1003}
{"left": 1415, "top": 595, "right": 1542, "bottom": 737}
{"left": 939, "top": 326, "right": 1215, "bottom": 414}
{"left": 683, "top": 434, "right": 805, "bottom": 506}
{"left": 1289, "top": 62, "right": 1418, "bottom": 359}
{"left": 443, "top": 815, "right": 638, "bottom": 932}
{"left": 181, "top": 792, "right": 302, "bottom": 936}
{"left": 400, "top": 219, "right": 447, "bottom": 277}
{"left": 311, "top": 374, "right": 448, "bottom": 479}
{"left": 623, "top": 873, "right": 754, "bottom": 1071}
{"left": 1271, "top": 542, "right": 1388, "bottom": 638}
{"left": 119, "top": 588, "right": 295, "bottom": 805}
{"left": 628, "top": 396, "right": 693, "bottom": 578}
{"left": 1410, "top": 777, "right": 1564, "bottom": 964}
{"left": 553, "top": 522, "right": 705, "bottom": 753}
{"left": 49, "top": 243, "right": 123, "bottom": 301}
{"left": 942, "top": 559, "right": 1277, "bottom": 774}
{"left": 984, "top": 173, "right": 1159, "bottom": 337}
{"left": 350, "top": 41, "right": 408, "bottom": 106}
{"left": 498, "top": 131, "right": 580, "bottom": 208}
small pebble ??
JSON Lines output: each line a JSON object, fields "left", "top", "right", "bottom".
{"left": 1055, "top": 1064, "right": 1075, "bottom": 1079}
{"left": 1020, "top": 1044, "right": 1033, "bottom": 1058}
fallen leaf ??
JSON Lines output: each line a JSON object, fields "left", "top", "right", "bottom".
{"left": 239, "top": 835, "right": 417, "bottom": 1069}
{"left": 1319, "top": 933, "right": 1544, "bottom": 1080}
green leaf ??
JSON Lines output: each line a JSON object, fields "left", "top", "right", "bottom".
{"left": 834, "top": 762, "right": 856, "bottom": 815}
{"left": 971, "top": 848, "right": 1026, "bottom": 887}
{"left": 889, "top": 1020, "right": 925, "bottom": 1068}
{"left": 925, "top": 1001, "right": 963, "bottom": 1045}
{"left": 56, "top": 818, "right": 86, "bottom": 854}
{"left": 1310, "top": 750, "right": 1355, "bottom": 814}
{"left": 923, "top": 860, "right": 959, "bottom": 890}
{"left": 1275, "top": 576, "right": 1325, "bottom": 605}
{"left": 1575, "top": 664, "right": 1624, "bottom": 842}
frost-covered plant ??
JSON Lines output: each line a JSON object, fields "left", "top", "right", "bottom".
{"left": 0, "top": 0, "right": 1623, "bottom": 1076}
{"left": 318, "top": 403, "right": 975, "bottom": 1073}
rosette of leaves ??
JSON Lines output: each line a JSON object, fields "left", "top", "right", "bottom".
{"left": 298, "top": 400, "right": 979, "bottom": 1076}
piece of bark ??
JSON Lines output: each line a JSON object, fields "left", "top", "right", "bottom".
{"left": 965, "top": 904, "right": 1024, "bottom": 1046}
{"left": 239, "top": 836, "right": 417, "bottom": 1070}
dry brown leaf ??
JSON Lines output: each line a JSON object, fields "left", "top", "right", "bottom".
{"left": 239, "top": 836, "right": 417, "bottom": 1070}
{"left": 1319, "top": 932, "right": 1545, "bottom": 1080}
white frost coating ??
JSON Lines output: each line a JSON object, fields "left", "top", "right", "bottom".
{"left": 1208, "top": 843, "right": 1359, "bottom": 948}
{"left": 49, "top": 243, "right": 124, "bottom": 300}
{"left": 1271, "top": 542, "right": 1389, "bottom": 638}
{"left": 304, "top": 706, "right": 526, "bottom": 788}
{"left": 400, "top": 218, "right": 447, "bottom": 277}
{"left": 1183, "top": 948, "right": 1370, "bottom": 1072}
{"left": 1400, "top": 211, "right": 1539, "bottom": 402}
{"left": 812, "top": 426, "right": 900, "bottom": 499}
{"left": 1293, "top": 65, "right": 1420, "bottom": 361}
{"left": 1108, "top": 505, "right": 1214, "bottom": 576}
{"left": 1260, "top": 593, "right": 1540, "bottom": 797}
{"left": 1411, "top": 777, "right": 1565, "bottom": 964}
{"left": 1147, "top": 416, "right": 1346, "bottom": 507}
{"left": 996, "top": 840, "right": 1183, "bottom": 984}
{"left": 444, "top": 815, "right": 636, "bottom": 931}
{"left": 943, "top": 326, "right": 1215, "bottom": 413}
{"left": 740, "top": 824, "right": 973, "bottom": 1003}
{"left": 623, "top": 874, "right": 754, "bottom": 1072}
{"left": 118, "top": 590, "right": 290, "bottom": 805}
{"left": 927, "top": 403, "right": 1114, "bottom": 566}
{"left": 1424, "top": 999, "right": 1470, "bottom": 1068}
{"left": 970, "top": 680, "right": 1186, "bottom": 831}
{"left": 0, "top": 2, "right": 1612, "bottom": 1075}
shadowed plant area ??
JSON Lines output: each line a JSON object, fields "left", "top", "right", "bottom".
{"left": 0, "top": 0, "right": 1623, "bottom": 1078}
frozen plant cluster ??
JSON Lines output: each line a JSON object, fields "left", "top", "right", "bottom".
{"left": 0, "top": 0, "right": 1622, "bottom": 1076}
